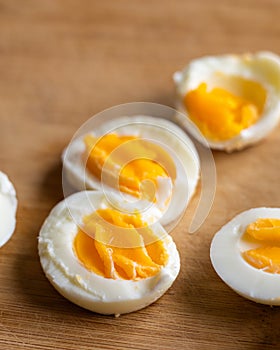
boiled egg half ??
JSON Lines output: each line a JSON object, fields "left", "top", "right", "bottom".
{"left": 210, "top": 207, "right": 280, "bottom": 305}
{"left": 62, "top": 115, "right": 200, "bottom": 228}
{"left": 38, "top": 191, "right": 180, "bottom": 315}
{"left": 0, "top": 171, "right": 17, "bottom": 248}
{"left": 174, "top": 52, "right": 280, "bottom": 152}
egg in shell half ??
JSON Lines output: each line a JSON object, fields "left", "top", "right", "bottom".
{"left": 210, "top": 207, "right": 280, "bottom": 305}
{"left": 0, "top": 171, "right": 17, "bottom": 248}
{"left": 38, "top": 191, "right": 180, "bottom": 315}
{"left": 174, "top": 52, "right": 280, "bottom": 152}
{"left": 62, "top": 115, "right": 200, "bottom": 228}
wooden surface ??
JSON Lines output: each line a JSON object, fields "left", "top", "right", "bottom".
{"left": 1, "top": 1, "right": 280, "bottom": 349}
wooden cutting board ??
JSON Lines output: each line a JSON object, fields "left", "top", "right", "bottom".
{"left": 1, "top": 1, "right": 280, "bottom": 349}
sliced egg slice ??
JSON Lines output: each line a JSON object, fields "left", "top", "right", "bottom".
{"left": 174, "top": 52, "right": 280, "bottom": 152}
{"left": 0, "top": 171, "right": 17, "bottom": 248}
{"left": 38, "top": 191, "right": 180, "bottom": 315}
{"left": 210, "top": 207, "right": 280, "bottom": 305}
{"left": 62, "top": 115, "right": 200, "bottom": 228}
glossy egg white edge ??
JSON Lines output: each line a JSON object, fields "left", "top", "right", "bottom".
{"left": 173, "top": 51, "right": 280, "bottom": 152}
{"left": 62, "top": 115, "right": 200, "bottom": 227}
{"left": 210, "top": 207, "right": 280, "bottom": 305}
{"left": 0, "top": 171, "right": 18, "bottom": 248}
{"left": 38, "top": 191, "right": 180, "bottom": 315}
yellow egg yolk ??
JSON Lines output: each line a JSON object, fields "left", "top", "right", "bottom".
{"left": 184, "top": 80, "right": 266, "bottom": 141}
{"left": 73, "top": 208, "right": 168, "bottom": 280}
{"left": 84, "top": 134, "right": 176, "bottom": 200}
{"left": 242, "top": 218, "right": 280, "bottom": 273}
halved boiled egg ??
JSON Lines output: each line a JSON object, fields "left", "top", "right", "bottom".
{"left": 174, "top": 52, "right": 280, "bottom": 152}
{"left": 62, "top": 116, "right": 200, "bottom": 228}
{"left": 210, "top": 207, "right": 280, "bottom": 305}
{"left": 38, "top": 191, "right": 180, "bottom": 315}
{"left": 0, "top": 171, "right": 17, "bottom": 248}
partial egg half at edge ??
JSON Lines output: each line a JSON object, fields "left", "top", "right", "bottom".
{"left": 62, "top": 115, "right": 200, "bottom": 228}
{"left": 174, "top": 52, "right": 280, "bottom": 152}
{"left": 0, "top": 171, "right": 17, "bottom": 248}
{"left": 210, "top": 207, "right": 280, "bottom": 305}
{"left": 38, "top": 191, "right": 180, "bottom": 315}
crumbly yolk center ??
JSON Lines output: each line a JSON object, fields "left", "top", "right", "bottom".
{"left": 242, "top": 218, "right": 280, "bottom": 274}
{"left": 84, "top": 134, "right": 176, "bottom": 199}
{"left": 184, "top": 78, "right": 266, "bottom": 141}
{"left": 73, "top": 208, "right": 168, "bottom": 280}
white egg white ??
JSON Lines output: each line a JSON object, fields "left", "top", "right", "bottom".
{"left": 174, "top": 52, "right": 280, "bottom": 152}
{"left": 210, "top": 207, "right": 280, "bottom": 305}
{"left": 0, "top": 171, "right": 17, "bottom": 248}
{"left": 38, "top": 191, "right": 180, "bottom": 315}
{"left": 62, "top": 115, "right": 200, "bottom": 228}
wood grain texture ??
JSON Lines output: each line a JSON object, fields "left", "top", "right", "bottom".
{"left": 1, "top": 0, "right": 280, "bottom": 349}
